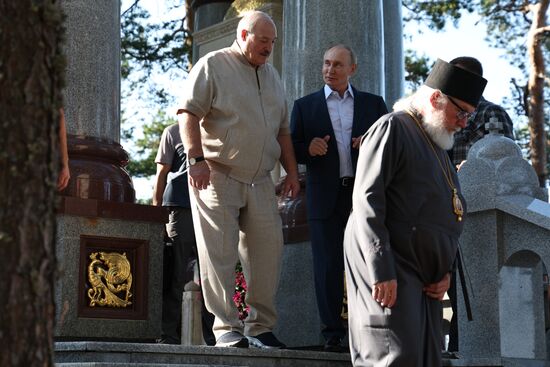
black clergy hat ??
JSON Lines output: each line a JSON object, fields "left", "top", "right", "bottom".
{"left": 425, "top": 58, "right": 487, "bottom": 107}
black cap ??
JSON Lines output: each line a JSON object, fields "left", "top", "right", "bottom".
{"left": 425, "top": 58, "right": 487, "bottom": 107}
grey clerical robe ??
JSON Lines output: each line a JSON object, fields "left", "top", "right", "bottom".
{"left": 344, "top": 110, "right": 464, "bottom": 367}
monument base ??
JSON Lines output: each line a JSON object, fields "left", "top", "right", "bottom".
{"left": 181, "top": 291, "right": 205, "bottom": 345}
{"left": 54, "top": 341, "right": 353, "bottom": 366}
{"left": 54, "top": 197, "right": 166, "bottom": 340}
{"left": 275, "top": 240, "right": 323, "bottom": 348}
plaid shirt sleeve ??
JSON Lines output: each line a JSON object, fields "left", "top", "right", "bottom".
{"left": 451, "top": 100, "right": 514, "bottom": 166}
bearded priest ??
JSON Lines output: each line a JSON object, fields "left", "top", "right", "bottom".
{"left": 344, "top": 58, "right": 487, "bottom": 367}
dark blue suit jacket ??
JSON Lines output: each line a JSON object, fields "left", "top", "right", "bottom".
{"left": 291, "top": 86, "right": 388, "bottom": 220}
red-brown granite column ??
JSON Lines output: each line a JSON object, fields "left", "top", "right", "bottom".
{"left": 60, "top": 0, "right": 134, "bottom": 202}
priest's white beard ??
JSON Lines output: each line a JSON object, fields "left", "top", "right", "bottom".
{"left": 422, "top": 109, "right": 459, "bottom": 150}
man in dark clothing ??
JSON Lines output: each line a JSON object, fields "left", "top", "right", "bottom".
{"left": 344, "top": 59, "right": 487, "bottom": 366}
{"left": 291, "top": 44, "right": 387, "bottom": 352}
{"left": 449, "top": 56, "right": 514, "bottom": 168}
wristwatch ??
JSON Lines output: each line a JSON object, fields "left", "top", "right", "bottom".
{"left": 188, "top": 156, "right": 205, "bottom": 166}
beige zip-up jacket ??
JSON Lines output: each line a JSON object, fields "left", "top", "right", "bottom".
{"left": 180, "top": 41, "right": 289, "bottom": 184}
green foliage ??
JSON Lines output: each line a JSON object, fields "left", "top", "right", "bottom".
{"left": 120, "top": 0, "right": 192, "bottom": 189}
{"left": 121, "top": 1, "right": 191, "bottom": 78}
{"left": 402, "top": 1, "right": 532, "bottom": 86}
{"left": 515, "top": 123, "right": 531, "bottom": 158}
{"left": 124, "top": 110, "right": 176, "bottom": 178}
{"left": 403, "top": 0, "right": 550, "bottom": 180}
{"left": 402, "top": 0, "right": 547, "bottom": 104}
{"left": 121, "top": 0, "right": 191, "bottom": 112}
{"left": 402, "top": 0, "right": 473, "bottom": 30}
{"left": 401, "top": 1, "right": 464, "bottom": 94}
{"left": 404, "top": 50, "right": 433, "bottom": 93}
{"left": 136, "top": 197, "right": 153, "bottom": 205}
{"left": 514, "top": 121, "right": 550, "bottom": 164}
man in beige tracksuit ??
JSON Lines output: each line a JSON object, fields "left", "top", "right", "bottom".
{"left": 177, "top": 10, "right": 299, "bottom": 349}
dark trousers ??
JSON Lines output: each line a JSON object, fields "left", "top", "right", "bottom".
{"left": 162, "top": 207, "right": 215, "bottom": 345}
{"left": 309, "top": 184, "right": 353, "bottom": 341}
{"left": 448, "top": 269, "right": 458, "bottom": 351}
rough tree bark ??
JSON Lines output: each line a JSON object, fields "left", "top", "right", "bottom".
{"left": 526, "top": 0, "right": 549, "bottom": 186}
{"left": 184, "top": 0, "right": 195, "bottom": 69}
{"left": 0, "top": 1, "right": 64, "bottom": 366}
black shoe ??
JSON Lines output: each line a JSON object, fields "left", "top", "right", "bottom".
{"left": 247, "top": 332, "right": 286, "bottom": 349}
{"left": 156, "top": 336, "right": 180, "bottom": 345}
{"left": 324, "top": 336, "right": 345, "bottom": 353}
{"left": 215, "top": 331, "right": 249, "bottom": 348}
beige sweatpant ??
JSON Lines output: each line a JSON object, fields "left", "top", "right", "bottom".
{"left": 189, "top": 169, "right": 284, "bottom": 340}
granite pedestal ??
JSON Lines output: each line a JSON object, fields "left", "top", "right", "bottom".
{"left": 458, "top": 127, "right": 550, "bottom": 362}
{"left": 55, "top": 198, "right": 166, "bottom": 340}
{"left": 274, "top": 241, "right": 322, "bottom": 348}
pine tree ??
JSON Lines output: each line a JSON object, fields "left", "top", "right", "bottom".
{"left": 0, "top": 1, "right": 64, "bottom": 366}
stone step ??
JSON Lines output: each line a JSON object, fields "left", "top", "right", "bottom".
{"left": 55, "top": 341, "right": 352, "bottom": 367}
{"left": 57, "top": 341, "right": 531, "bottom": 367}
{"left": 57, "top": 364, "right": 235, "bottom": 367}
{"left": 443, "top": 357, "right": 503, "bottom": 366}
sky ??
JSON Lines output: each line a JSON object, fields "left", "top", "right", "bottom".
{"left": 403, "top": 12, "right": 522, "bottom": 107}
{"left": 127, "top": 3, "right": 523, "bottom": 201}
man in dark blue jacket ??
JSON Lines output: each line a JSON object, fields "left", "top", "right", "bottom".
{"left": 290, "top": 44, "right": 388, "bottom": 351}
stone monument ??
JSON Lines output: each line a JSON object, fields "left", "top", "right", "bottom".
{"left": 457, "top": 118, "right": 550, "bottom": 365}
{"left": 191, "top": 0, "right": 235, "bottom": 64}
{"left": 192, "top": 0, "right": 283, "bottom": 72}
{"left": 383, "top": 0, "right": 405, "bottom": 107}
{"left": 282, "top": 0, "right": 404, "bottom": 108}
{"left": 55, "top": 0, "right": 165, "bottom": 341}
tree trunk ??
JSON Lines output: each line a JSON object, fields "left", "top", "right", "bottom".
{"left": 185, "top": 0, "right": 194, "bottom": 68}
{"left": 0, "top": 1, "right": 64, "bottom": 366}
{"left": 526, "top": 0, "right": 549, "bottom": 186}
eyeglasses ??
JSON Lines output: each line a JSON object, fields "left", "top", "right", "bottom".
{"left": 447, "top": 95, "right": 475, "bottom": 120}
